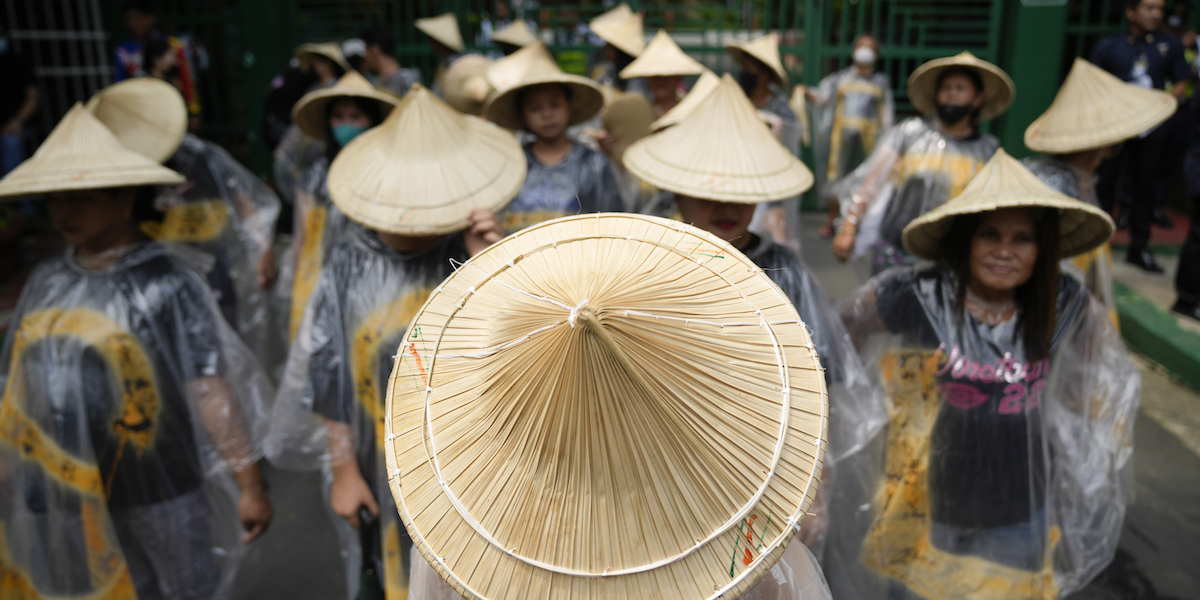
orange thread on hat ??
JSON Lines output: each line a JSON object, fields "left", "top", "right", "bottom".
{"left": 407, "top": 342, "right": 428, "bottom": 387}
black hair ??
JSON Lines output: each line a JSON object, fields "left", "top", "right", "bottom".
{"left": 143, "top": 37, "right": 172, "bottom": 64}
{"left": 361, "top": 26, "right": 395, "bottom": 57}
{"left": 942, "top": 208, "right": 1061, "bottom": 361}
{"left": 1126, "top": 0, "right": 1149, "bottom": 9}
{"left": 515, "top": 82, "right": 573, "bottom": 113}
{"left": 323, "top": 96, "right": 383, "bottom": 161}
{"left": 123, "top": 0, "right": 154, "bottom": 14}
{"left": 130, "top": 185, "right": 165, "bottom": 223}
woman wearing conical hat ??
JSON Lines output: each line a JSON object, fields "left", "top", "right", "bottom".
{"left": 267, "top": 85, "right": 516, "bottom": 600}
{"left": 88, "top": 77, "right": 285, "bottom": 371}
{"left": 587, "top": 3, "right": 649, "bottom": 96}
{"left": 831, "top": 51, "right": 1014, "bottom": 275}
{"left": 483, "top": 56, "right": 624, "bottom": 233}
{"left": 416, "top": 13, "right": 467, "bottom": 97}
{"left": 0, "top": 104, "right": 275, "bottom": 600}
{"left": 279, "top": 71, "right": 398, "bottom": 343}
{"left": 830, "top": 150, "right": 1138, "bottom": 599}
{"left": 1023, "top": 58, "right": 1175, "bottom": 327}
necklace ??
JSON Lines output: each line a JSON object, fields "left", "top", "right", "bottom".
{"left": 965, "top": 288, "right": 1017, "bottom": 325}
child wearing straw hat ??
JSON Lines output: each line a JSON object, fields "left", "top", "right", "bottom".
{"left": 483, "top": 56, "right": 624, "bottom": 233}
{"left": 416, "top": 13, "right": 467, "bottom": 97}
{"left": 830, "top": 150, "right": 1138, "bottom": 599}
{"left": 1024, "top": 57, "right": 1176, "bottom": 326}
{"left": 280, "top": 71, "right": 397, "bottom": 343}
{"left": 831, "top": 52, "right": 1013, "bottom": 275}
{"left": 268, "top": 84, "right": 520, "bottom": 600}
{"left": 618, "top": 30, "right": 705, "bottom": 117}
{"left": 587, "top": 3, "right": 649, "bottom": 95}
{"left": 0, "top": 104, "right": 275, "bottom": 600}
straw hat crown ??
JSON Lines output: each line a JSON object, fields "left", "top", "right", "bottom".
{"left": 492, "top": 19, "right": 537, "bottom": 48}
{"left": 650, "top": 68, "right": 720, "bottom": 131}
{"left": 294, "top": 42, "right": 352, "bottom": 73}
{"left": 483, "top": 55, "right": 605, "bottom": 131}
{"left": 386, "top": 212, "right": 827, "bottom": 600}
{"left": 589, "top": 3, "right": 646, "bottom": 57}
{"left": 292, "top": 70, "right": 399, "bottom": 141}
{"left": 416, "top": 13, "right": 466, "bottom": 53}
{"left": 1025, "top": 57, "right": 1177, "bottom": 153}
{"left": 85, "top": 78, "right": 187, "bottom": 163}
{"left": 624, "top": 74, "right": 814, "bottom": 203}
{"left": 326, "top": 84, "right": 524, "bottom": 235}
{"left": 443, "top": 54, "right": 496, "bottom": 116}
{"left": 602, "top": 92, "right": 656, "bottom": 165}
{"left": 0, "top": 103, "right": 185, "bottom": 200}
{"left": 619, "top": 30, "right": 705, "bottom": 79}
{"left": 725, "top": 34, "right": 788, "bottom": 88}
{"left": 485, "top": 41, "right": 558, "bottom": 93}
{"left": 902, "top": 148, "right": 1115, "bottom": 260}
{"left": 907, "top": 51, "right": 1015, "bottom": 123}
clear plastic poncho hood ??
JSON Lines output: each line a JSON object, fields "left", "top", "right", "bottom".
{"left": 0, "top": 242, "right": 273, "bottom": 599}
{"left": 826, "top": 266, "right": 1139, "bottom": 599}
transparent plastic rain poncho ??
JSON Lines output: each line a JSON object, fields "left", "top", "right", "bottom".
{"left": 0, "top": 241, "right": 273, "bottom": 599}
{"left": 377, "top": 67, "right": 422, "bottom": 99}
{"left": 808, "top": 67, "right": 894, "bottom": 200}
{"left": 267, "top": 228, "right": 468, "bottom": 600}
{"left": 271, "top": 123, "right": 325, "bottom": 207}
{"left": 824, "top": 265, "right": 1139, "bottom": 600}
{"left": 501, "top": 142, "right": 624, "bottom": 233}
{"left": 750, "top": 92, "right": 806, "bottom": 256}
{"left": 1025, "top": 157, "right": 1119, "bottom": 327}
{"left": 151, "top": 133, "right": 283, "bottom": 370}
{"left": 833, "top": 117, "right": 999, "bottom": 273}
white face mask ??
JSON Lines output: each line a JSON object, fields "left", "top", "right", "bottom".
{"left": 853, "top": 46, "right": 876, "bottom": 66}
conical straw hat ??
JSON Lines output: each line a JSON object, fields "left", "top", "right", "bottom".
{"left": 589, "top": 3, "right": 646, "bottom": 57}
{"left": 385, "top": 212, "right": 828, "bottom": 600}
{"left": 619, "top": 30, "right": 705, "bottom": 79}
{"left": 85, "top": 77, "right": 187, "bottom": 163}
{"left": 0, "top": 103, "right": 185, "bottom": 200}
{"left": 625, "top": 74, "right": 813, "bottom": 203}
{"left": 416, "top": 13, "right": 466, "bottom": 53}
{"left": 295, "top": 42, "right": 351, "bottom": 73}
{"left": 907, "top": 51, "right": 1014, "bottom": 123}
{"left": 483, "top": 56, "right": 605, "bottom": 131}
{"left": 903, "top": 148, "right": 1114, "bottom": 260}
{"left": 326, "top": 85, "right": 524, "bottom": 235}
{"left": 492, "top": 19, "right": 537, "bottom": 48}
{"left": 1025, "top": 57, "right": 1177, "bottom": 154}
{"left": 292, "top": 71, "right": 399, "bottom": 141}
{"left": 602, "top": 91, "right": 656, "bottom": 165}
{"left": 725, "top": 34, "right": 788, "bottom": 88}
{"left": 788, "top": 84, "right": 811, "bottom": 148}
{"left": 485, "top": 41, "right": 557, "bottom": 93}
{"left": 650, "top": 68, "right": 720, "bottom": 131}
{"left": 443, "top": 54, "right": 496, "bottom": 116}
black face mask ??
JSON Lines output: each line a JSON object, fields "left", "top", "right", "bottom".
{"left": 936, "top": 103, "right": 973, "bottom": 125}
{"left": 738, "top": 71, "right": 759, "bottom": 95}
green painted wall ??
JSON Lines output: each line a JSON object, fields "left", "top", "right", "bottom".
{"left": 996, "top": 1, "right": 1069, "bottom": 159}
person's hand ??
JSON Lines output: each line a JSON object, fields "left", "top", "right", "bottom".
{"left": 329, "top": 467, "right": 379, "bottom": 529}
{"left": 594, "top": 129, "right": 618, "bottom": 155}
{"left": 465, "top": 208, "right": 504, "bottom": 257}
{"left": 831, "top": 230, "right": 856, "bottom": 262}
{"left": 1, "top": 119, "right": 21, "bottom": 137}
{"left": 238, "top": 486, "right": 273, "bottom": 543}
{"left": 256, "top": 246, "right": 278, "bottom": 289}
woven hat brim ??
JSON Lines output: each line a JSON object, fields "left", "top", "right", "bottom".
{"left": 618, "top": 32, "right": 705, "bottom": 79}
{"left": 724, "top": 41, "right": 788, "bottom": 89}
{"left": 416, "top": 16, "right": 466, "bottom": 53}
{"left": 443, "top": 55, "right": 496, "bottom": 116}
{"left": 0, "top": 162, "right": 184, "bottom": 200}
{"left": 483, "top": 74, "right": 604, "bottom": 131}
{"left": 907, "top": 54, "right": 1015, "bottom": 123}
{"left": 292, "top": 87, "right": 399, "bottom": 141}
{"left": 589, "top": 14, "right": 645, "bottom": 57}
{"left": 492, "top": 21, "right": 537, "bottom": 48}
{"left": 295, "top": 44, "right": 352, "bottom": 73}
{"left": 85, "top": 78, "right": 187, "bottom": 163}
{"left": 624, "top": 139, "right": 812, "bottom": 203}
{"left": 902, "top": 190, "right": 1115, "bottom": 260}
{"left": 386, "top": 212, "right": 826, "bottom": 600}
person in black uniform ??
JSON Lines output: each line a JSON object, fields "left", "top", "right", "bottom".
{"left": 1176, "top": 92, "right": 1200, "bottom": 321}
{"left": 1090, "top": 0, "right": 1191, "bottom": 273}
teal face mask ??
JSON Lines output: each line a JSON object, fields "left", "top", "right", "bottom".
{"left": 332, "top": 124, "right": 368, "bottom": 147}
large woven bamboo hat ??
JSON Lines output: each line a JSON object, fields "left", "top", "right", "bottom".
{"left": 0, "top": 103, "right": 185, "bottom": 200}
{"left": 485, "top": 41, "right": 558, "bottom": 93}
{"left": 625, "top": 74, "right": 813, "bottom": 203}
{"left": 295, "top": 42, "right": 352, "bottom": 73}
{"left": 292, "top": 71, "right": 399, "bottom": 141}
{"left": 619, "top": 30, "right": 705, "bottom": 79}
{"left": 386, "top": 212, "right": 828, "bottom": 600}
{"left": 492, "top": 20, "right": 537, "bottom": 49}
{"left": 725, "top": 34, "right": 788, "bottom": 88}
{"left": 483, "top": 57, "right": 605, "bottom": 131}
{"left": 589, "top": 3, "right": 646, "bottom": 57}
{"left": 443, "top": 54, "right": 496, "bottom": 116}
{"left": 650, "top": 68, "right": 720, "bottom": 131}
{"left": 416, "top": 13, "right": 466, "bottom": 53}
{"left": 1025, "top": 57, "right": 1177, "bottom": 154}
{"left": 907, "top": 51, "right": 1014, "bottom": 123}
{"left": 327, "top": 84, "right": 524, "bottom": 235}
{"left": 903, "top": 148, "right": 1114, "bottom": 260}
{"left": 85, "top": 77, "right": 187, "bottom": 163}
{"left": 602, "top": 91, "right": 656, "bottom": 165}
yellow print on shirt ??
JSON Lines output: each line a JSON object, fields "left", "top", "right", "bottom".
{"left": 290, "top": 205, "right": 329, "bottom": 341}
{"left": 894, "top": 153, "right": 988, "bottom": 200}
{"left": 140, "top": 199, "right": 230, "bottom": 243}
